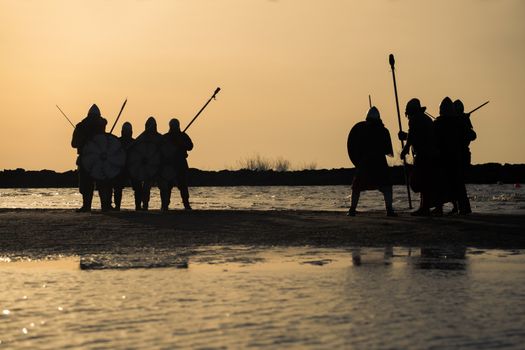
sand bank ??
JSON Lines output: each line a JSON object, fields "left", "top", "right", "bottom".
{"left": 1, "top": 209, "right": 524, "bottom": 256}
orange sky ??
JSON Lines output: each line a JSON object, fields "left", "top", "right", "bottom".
{"left": 1, "top": 0, "right": 524, "bottom": 171}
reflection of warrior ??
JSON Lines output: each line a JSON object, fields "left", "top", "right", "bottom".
{"left": 347, "top": 107, "right": 396, "bottom": 217}
{"left": 128, "top": 117, "right": 163, "bottom": 210}
{"left": 71, "top": 104, "right": 106, "bottom": 212}
{"left": 159, "top": 118, "right": 194, "bottom": 210}
{"left": 112, "top": 122, "right": 141, "bottom": 210}
{"left": 414, "top": 247, "right": 467, "bottom": 270}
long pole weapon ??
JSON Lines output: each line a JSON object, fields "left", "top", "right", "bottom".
{"left": 425, "top": 111, "right": 435, "bottom": 119}
{"left": 389, "top": 54, "right": 413, "bottom": 209}
{"left": 468, "top": 101, "right": 489, "bottom": 115}
{"left": 368, "top": 94, "right": 372, "bottom": 108}
{"left": 109, "top": 98, "right": 128, "bottom": 134}
{"left": 409, "top": 101, "right": 488, "bottom": 120}
{"left": 183, "top": 87, "right": 221, "bottom": 133}
{"left": 56, "top": 105, "right": 75, "bottom": 128}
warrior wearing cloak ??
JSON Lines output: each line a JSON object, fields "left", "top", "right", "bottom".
{"left": 159, "top": 118, "right": 194, "bottom": 211}
{"left": 347, "top": 107, "right": 396, "bottom": 217}
{"left": 71, "top": 104, "right": 106, "bottom": 212}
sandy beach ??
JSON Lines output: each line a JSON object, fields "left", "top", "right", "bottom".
{"left": 1, "top": 209, "right": 524, "bottom": 257}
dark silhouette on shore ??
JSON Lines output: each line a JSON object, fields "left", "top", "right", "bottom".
{"left": 71, "top": 104, "right": 107, "bottom": 212}
{"left": 347, "top": 107, "right": 396, "bottom": 217}
{"left": 452, "top": 99, "right": 477, "bottom": 214}
{"left": 432, "top": 97, "right": 473, "bottom": 215}
{"left": 128, "top": 117, "right": 163, "bottom": 211}
{"left": 113, "top": 122, "right": 141, "bottom": 210}
{"left": 399, "top": 98, "right": 441, "bottom": 216}
{"left": 159, "top": 118, "right": 194, "bottom": 211}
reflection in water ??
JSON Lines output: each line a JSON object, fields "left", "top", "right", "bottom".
{"left": 351, "top": 246, "right": 395, "bottom": 266}
{"left": 412, "top": 247, "right": 468, "bottom": 270}
{"left": 0, "top": 247, "right": 524, "bottom": 349}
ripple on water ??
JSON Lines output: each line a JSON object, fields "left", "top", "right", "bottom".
{"left": 0, "top": 247, "right": 524, "bottom": 348}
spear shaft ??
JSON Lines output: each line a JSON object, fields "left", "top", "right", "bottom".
{"left": 56, "top": 105, "right": 75, "bottom": 128}
{"left": 183, "top": 87, "right": 221, "bottom": 133}
{"left": 389, "top": 54, "right": 413, "bottom": 209}
{"left": 110, "top": 98, "right": 128, "bottom": 134}
{"left": 468, "top": 100, "right": 489, "bottom": 115}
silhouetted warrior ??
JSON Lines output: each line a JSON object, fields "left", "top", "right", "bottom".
{"left": 133, "top": 117, "right": 163, "bottom": 210}
{"left": 112, "top": 122, "right": 141, "bottom": 210}
{"left": 452, "top": 99, "right": 476, "bottom": 214}
{"left": 433, "top": 97, "right": 466, "bottom": 215}
{"left": 347, "top": 107, "right": 396, "bottom": 217}
{"left": 94, "top": 118, "right": 115, "bottom": 211}
{"left": 399, "top": 98, "right": 440, "bottom": 216}
{"left": 71, "top": 104, "right": 107, "bottom": 212}
{"left": 159, "top": 118, "right": 194, "bottom": 210}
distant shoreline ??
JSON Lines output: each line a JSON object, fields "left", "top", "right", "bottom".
{"left": 1, "top": 163, "right": 524, "bottom": 188}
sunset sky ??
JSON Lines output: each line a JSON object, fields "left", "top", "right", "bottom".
{"left": 1, "top": 0, "right": 524, "bottom": 171}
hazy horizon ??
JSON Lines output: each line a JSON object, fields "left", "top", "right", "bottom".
{"left": 2, "top": 0, "right": 524, "bottom": 172}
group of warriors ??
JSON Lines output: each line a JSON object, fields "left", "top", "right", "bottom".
{"left": 71, "top": 95, "right": 476, "bottom": 216}
{"left": 71, "top": 104, "right": 193, "bottom": 212}
{"left": 347, "top": 97, "right": 476, "bottom": 217}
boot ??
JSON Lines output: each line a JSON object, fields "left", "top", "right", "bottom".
{"left": 76, "top": 193, "right": 92, "bottom": 212}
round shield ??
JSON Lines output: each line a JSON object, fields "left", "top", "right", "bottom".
{"left": 347, "top": 121, "right": 367, "bottom": 167}
{"left": 81, "top": 133, "right": 126, "bottom": 180}
{"left": 127, "top": 140, "right": 161, "bottom": 181}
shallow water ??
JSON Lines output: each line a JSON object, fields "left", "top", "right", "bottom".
{"left": 1, "top": 247, "right": 524, "bottom": 349}
{"left": 1, "top": 184, "right": 524, "bottom": 213}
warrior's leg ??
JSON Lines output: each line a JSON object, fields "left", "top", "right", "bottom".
{"left": 77, "top": 165, "right": 93, "bottom": 212}
{"left": 380, "top": 186, "right": 396, "bottom": 216}
{"left": 143, "top": 181, "right": 151, "bottom": 210}
{"left": 179, "top": 185, "right": 191, "bottom": 210}
{"left": 348, "top": 188, "right": 360, "bottom": 216}
{"left": 177, "top": 170, "right": 191, "bottom": 210}
{"left": 159, "top": 182, "right": 172, "bottom": 211}
{"left": 132, "top": 181, "right": 142, "bottom": 211}
{"left": 114, "top": 186, "right": 123, "bottom": 210}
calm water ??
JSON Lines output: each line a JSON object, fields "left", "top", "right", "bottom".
{"left": 1, "top": 184, "right": 524, "bottom": 213}
{"left": 1, "top": 247, "right": 524, "bottom": 349}
{"left": 1, "top": 186, "right": 524, "bottom": 348}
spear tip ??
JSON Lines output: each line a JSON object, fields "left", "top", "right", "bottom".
{"left": 389, "top": 54, "right": 395, "bottom": 67}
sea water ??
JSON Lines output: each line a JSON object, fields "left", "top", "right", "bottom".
{"left": 1, "top": 186, "right": 524, "bottom": 348}
{"left": 0, "top": 247, "right": 524, "bottom": 349}
{"left": 1, "top": 184, "right": 524, "bottom": 213}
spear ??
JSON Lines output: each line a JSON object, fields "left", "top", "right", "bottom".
{"left": 183, "top": 87, "right": 221, "bottom": 133}
{"left": 468, "top": 100, "right": 489, "bottom": 115}
{"left": 56, "top": 105, "right": 75, "bottom": 128}
{"left": 425, "top": 111, "right": 435, "bottom": 119}
{"left": 425, "top": 101, "right": 489, "bottom": 120}
{"left": 389, "top": 54, "right": 413, "bottom": 209}
{"left": 109, "top": 98, "right": 128, "bottom": 134}
{"left": 368, "top": 94, "right": 372, "bottom": 108}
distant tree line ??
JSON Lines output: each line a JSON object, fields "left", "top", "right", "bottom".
{"left": 1, "top": 164, "right": 524, "bottom": 188}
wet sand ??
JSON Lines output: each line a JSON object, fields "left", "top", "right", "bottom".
{"left": 1, "top": 209, "right": 524, "bottom": 256}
